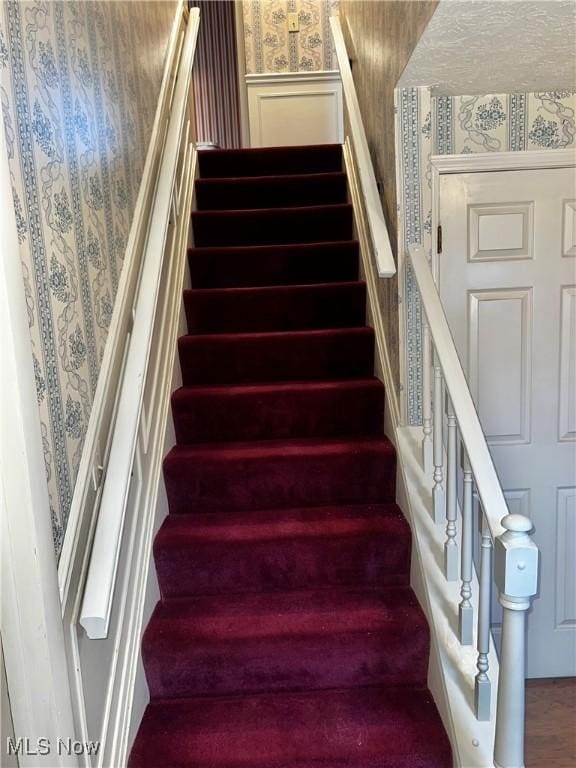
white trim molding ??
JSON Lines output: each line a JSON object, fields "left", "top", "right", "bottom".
{"left": 245, "top": 69, "right": 341, "bottom": 86}
{"left": 431, "top": 147, "right": 576, "bottom": 175}
{"left": 234, "top": 0, "right": 250, "bottom": 146}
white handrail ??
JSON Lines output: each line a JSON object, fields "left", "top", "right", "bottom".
{"left": 59, "top": 0, "right": 188, "bottom": 603}
{"left": 330, "top": 16, "right": 395, "bottom": 278}
{"left": 408, "top": 244, "right": 507, "bottom": 540}
{"left": 79, "top": 8, "right": 200, "bottom": 640}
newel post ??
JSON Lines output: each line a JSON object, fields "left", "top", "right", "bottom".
{"left": 493, "top": 514, "right": 539, "bottom": 768}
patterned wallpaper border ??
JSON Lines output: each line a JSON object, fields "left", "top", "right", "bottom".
{"left": 1, "top": 0, "right": 177, "bottom": 558}
{"left": 396, "top": 87, "right": 576, "bottom": 425}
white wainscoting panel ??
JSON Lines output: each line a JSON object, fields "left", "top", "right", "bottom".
{"left": 246, "top": 71, "right": 343, "bottom": 148}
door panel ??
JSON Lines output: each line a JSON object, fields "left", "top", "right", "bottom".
{"left": 468, "top": 288, "right": 532, "bottom": 443}
{"left": 439, "top": 166, "right": 576, "bottom": 678}
{"left": 559, "top": 286, "right": 576, "bottom": 441}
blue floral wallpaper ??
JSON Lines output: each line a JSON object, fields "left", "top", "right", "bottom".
{"left": 0, "top": 0, "right": 177, "bottom": 559}
{"left": 396, "top": 88, "right": 576, "bottom": 424}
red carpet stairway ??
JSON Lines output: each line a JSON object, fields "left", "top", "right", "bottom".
{"left": 130, "top": 145, "right": 451, "bottom": 767}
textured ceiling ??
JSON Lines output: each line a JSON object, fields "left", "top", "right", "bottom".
{"left": 398, "top": 0, "right": 576, "bottom": 94}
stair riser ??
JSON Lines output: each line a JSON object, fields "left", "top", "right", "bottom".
{"left": 192, "top": 205, "right": 353, "bottom": 247}
{"left": 163, "top": 445, "right": 396, "bottom": 515}
{"left": 189, "top": 242, "right": 359, "bottom": 289}
{"left": 172, "top": 381, "right": 383, "bottom": 444}
{"left": 184, "top": 283, "right": 366, "bottom": 335}
{"left": 155, "top": 529, "right": 410, "bottom": 598}
{"left": 195, "top": 173, "right": 348, "bottom": 210}
{"left": 178, "top": 329, "right": 375, "bottom": 386}
{"left": 143, "top": 623, "right": 429, "bottom": 700}
{"left": 129, "top": 687, "right": 451, "bottom": 768}
{"left": 198, "top": 144, "right": 342, "bottom": 178}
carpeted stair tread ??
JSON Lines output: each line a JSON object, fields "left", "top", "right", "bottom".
{"left": 178, "top": 326, "right": 375, "bottom": 386}
{"left": 163, "top": 437, "right": 396, "bottom": 515}
{"left": 171, "top": 377, "right": 384, "bottom": 443}
{"left": 189, "top": 240, "right": 359, "bottom": 289}
{"left": 195, "top": 171, "right": 348, "bottom": 210}
{"left": 154, "top": 503, "right": 411, "bottom": 597}
{"left": 129, "top": 686, "right": 451, "bottom": 768}
{"left": 130, "top": 142, "right": 452, "bottom": 767}
{"left": 198, "top": 143, "right": 342, "bottom": 178}
{"left": 192, "top": 203, "right": 353, "bottom": 247}
{"left": 184, "top": 281, "right": 366, "bottom": 334}
{"left": 142, "top": 587, "right": 430, "bottom": 699}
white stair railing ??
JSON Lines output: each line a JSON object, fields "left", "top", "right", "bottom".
{"left": 79, "top": 6, "right": 200, "bottom": 640}
{"left": 330, "top": 16, "right": 395, "bottom": 278}
{"left": 409, "top": 244, "right": 539, "bottom": 768}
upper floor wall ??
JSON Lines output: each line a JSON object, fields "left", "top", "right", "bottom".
{"left": 242, "top": 0, "right": 338, "bottom": 74}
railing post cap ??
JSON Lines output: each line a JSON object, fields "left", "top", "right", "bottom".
{"left": 501, "top": 513, "right": 533, "bottom": 534}
{"left": 495, "top": 514, "right": 539, "bottom": 599}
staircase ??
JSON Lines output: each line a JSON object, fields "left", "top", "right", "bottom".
{"left": 129, "top": 144, "right": 451, "bottom": 767}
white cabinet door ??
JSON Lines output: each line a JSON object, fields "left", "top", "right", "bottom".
{"left": 439, "top": 167, "right": 576, "bottom": 678}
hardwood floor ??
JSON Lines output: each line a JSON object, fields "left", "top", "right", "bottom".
{"left": 526, "top": 678, "right": 576, "bottom": 767}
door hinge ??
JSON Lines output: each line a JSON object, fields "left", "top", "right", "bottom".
{"left": 437, "top": 224, "right": 442, "bottom": 254}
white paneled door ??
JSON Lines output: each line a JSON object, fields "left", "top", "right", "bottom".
{"left": 439, "top": 166, "right": 576, "bottom": 678}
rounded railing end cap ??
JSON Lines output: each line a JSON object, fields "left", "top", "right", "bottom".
{"left": 501, "top": 513, "right": 533, "bottom": 534}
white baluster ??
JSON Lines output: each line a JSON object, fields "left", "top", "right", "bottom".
{"left": 432, "top": 354, "right": 445, "bottom": 524}
{"left": 444, "top": 394, "right": 458, "bottom": 580}
{"left": 475, "top": 513, "right": 492, "bottom": 721}
{"left": 493, "top": 514, "right": 539, "bottom": 768}
{"left": 459, "top": 451, "right": 474, "bottom": 644}
{"left": 421, "top": 319, "right": 433, "bottom": 474}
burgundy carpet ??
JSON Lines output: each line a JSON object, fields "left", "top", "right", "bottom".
{"left": 129, "top": 144, "right": 451, "bottom": 767}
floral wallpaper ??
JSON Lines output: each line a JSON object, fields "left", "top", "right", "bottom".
{"left": 396, "top": 88, "right": 576, "bottom": 424}
{"left": 0, "top": 0, "right": 177, "bottom": 559}
{"left": 242, "top": 0, "right": 339, "bottom": 74}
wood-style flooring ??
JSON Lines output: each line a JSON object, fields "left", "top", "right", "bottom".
{"left": 526, "top": 678, "right": 576, "bottom": 767}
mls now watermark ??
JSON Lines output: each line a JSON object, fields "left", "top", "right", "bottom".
{"left": 7, "top": 737, "right": 101, "bottom": 757}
